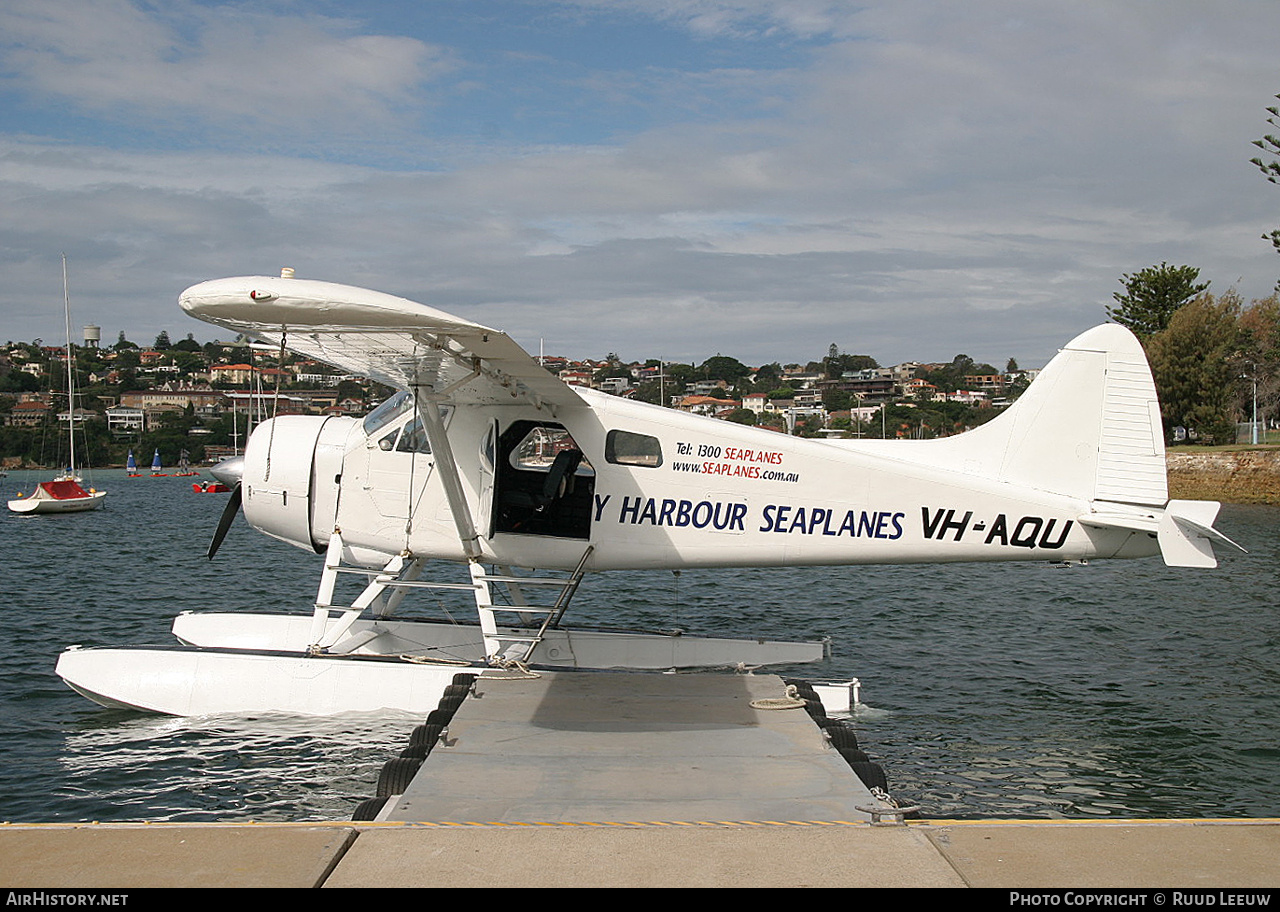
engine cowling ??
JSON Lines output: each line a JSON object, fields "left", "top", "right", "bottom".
{"left": 241, "top": 415, "right": 356, "bottom": 552}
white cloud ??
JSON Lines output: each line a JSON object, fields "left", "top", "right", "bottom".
{"left": 557, "top": 0, "right": 855, "bottom": 40}
{"left": 1, "top": 1, "right": 1279, "bottom": 370}
{"left": 0, "top": 0, "right": 453, "bottom": 136}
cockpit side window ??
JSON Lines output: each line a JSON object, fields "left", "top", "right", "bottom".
{"left": 605, "top": 430, "right": 662, "bottom": 467}
{"left": 365, "top": 393, "right": 445, "bottom": 453}
{"left": 395, "top": 417, "right": 431, "bottom": 454}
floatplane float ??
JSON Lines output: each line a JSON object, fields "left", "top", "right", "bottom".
{"left": 55, "top": 271, "right": 1242, "bottom": 716}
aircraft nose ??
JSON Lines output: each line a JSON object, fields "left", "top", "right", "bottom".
{"left": 210, "top": 455, "right": 245, "bottom": 486}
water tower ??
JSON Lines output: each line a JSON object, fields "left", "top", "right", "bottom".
{"left": 83, "top": 325, "right": 101, "bottom": 349}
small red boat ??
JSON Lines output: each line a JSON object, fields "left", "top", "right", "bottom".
{"left": 193, "top": 481, "right": 231, "bottom": 493}
{"left": 9, "top": 477, "right": 107, "bottom": 514}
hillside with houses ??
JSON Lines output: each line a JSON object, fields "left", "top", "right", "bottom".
{"left": 1, "top": 328, "right": 1035, "bottom": 471}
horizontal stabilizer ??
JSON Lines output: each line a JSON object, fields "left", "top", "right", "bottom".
{"left": 1156, "top": 500, "right": 1245, "bottom": 569}
{"left": 1080, "top": 501, "right": 1245, "bottom": 568}
{"left": 1077, "top": 509, "right": 1159, "bottom": 535}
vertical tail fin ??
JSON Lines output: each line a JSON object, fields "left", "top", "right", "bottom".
{"left": 894, "top": 323, "right": 1168, "bottom": 505}
{"left": 845, "top": 322, "right": 1244, "bottom": 568}
{"left": 1010, "top": 325, "right": 1243, "bottom": 566}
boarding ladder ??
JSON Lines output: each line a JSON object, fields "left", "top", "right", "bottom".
{"left": 306, "top": 530, "right": 480, "bottom": 655}
{"left": 305, "top": 530, "right": 593, "bottom": 667}
{"left": 470, "top": 545, "right": 594, "bottom": 667}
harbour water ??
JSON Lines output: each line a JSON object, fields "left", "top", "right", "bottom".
{"left": 1, "top": 468, "right": 1277, "bottom": 823}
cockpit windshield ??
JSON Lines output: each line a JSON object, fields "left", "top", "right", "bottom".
{"left": 362, "top": 391, "right": 414, "bottom": 437}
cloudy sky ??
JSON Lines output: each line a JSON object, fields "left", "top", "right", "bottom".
{"left": 2, "top": 0, "right": 1278, "bottom": 369}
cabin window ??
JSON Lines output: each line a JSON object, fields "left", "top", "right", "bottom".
{"left": 508, "top": 426, "right": 593, "bottom": 472}
{"left": 605, "top": 430, "right": 662, "bottom": 468}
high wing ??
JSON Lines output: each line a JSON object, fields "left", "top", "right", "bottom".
{"left": 179, "top": 274, "right": 585, "bottom": 414}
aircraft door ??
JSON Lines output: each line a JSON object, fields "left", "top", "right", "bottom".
{"left": 364, "top": 412, "right": 436, "bottom": 519}
{"left": 492, "top": 420, "right": 594, "bottom": 539}
{"left": 477, "top": 420, "right": 497, "bottom": 539}
{"left": 339, "top": 392, "right": 442, "bottom": 525}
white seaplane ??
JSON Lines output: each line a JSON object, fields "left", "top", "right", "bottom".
{"left": 55, "top": 272, "right": 1241, "bottom": 716}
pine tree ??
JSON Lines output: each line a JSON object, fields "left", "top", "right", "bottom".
{"left": 1107, "top": 263, "right": 1209, "bottom": 339}
{"left": 1249, "top": 92, "right": 1280, "bottom": 287}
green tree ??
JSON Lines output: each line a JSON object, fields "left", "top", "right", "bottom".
{"left": 631, "top": 379, "right": 664, "bottom": 406}
{"left": 698, "top": 354, "right": 752, "bottom": 384}
{"left": 1249, "top": 92, "right": 1280, "bottom": 286}
{"left": 114, "top": 348, "right": 140, "bottom": 371}
{"left": 168, "top": 350, "right": 205, "bottom": 375}
{"left": 1236, "top": 292, "right": 1280, "bottom": 435}
{"left": 821, "top": 387, "right": 852, "bottom": 411}
{"left": 0, "top": 368, "right": 39, "bottom": 393}
{"left": 821, "top": 349, "right": 879, "bottom": 380}
{"left": 794, "top": 414, "right": 826, "bottom": 437}
{"left": 1107, "top": 263, "right": 1209, "bottom": 339}
{"left": 747, "top": 362, "right": 781, "bottom": 394}
{"left": 916, "top": 355, "right": 998, "bottom": 393}
{"left": 336, "top": 379, "right": 366, "bottom": 403}
{"left": 1146, "top": 291, "right": 1241, "bottom": 444}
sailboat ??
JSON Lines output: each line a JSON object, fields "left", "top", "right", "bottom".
{"left": 8, "top": 256, "right": 106, "bottom": 514}
{"left": 126, "top": 450, "right": 140, "bottom": 476}
{"left": 174, "top": 449, "right": 198, "bottom": 477}
{"left": 150, "top": 449, "right": 166, "bottom": 476}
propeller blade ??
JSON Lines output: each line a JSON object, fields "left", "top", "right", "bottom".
{"left": 207, "top": 482, "right": 243, "bottom": 560}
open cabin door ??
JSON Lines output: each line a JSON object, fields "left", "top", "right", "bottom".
{"left": 478, "top": 419, "right": 497, "bottom": 538}
{"left": 491, "top": 420, "right": 594, "bottom": 539}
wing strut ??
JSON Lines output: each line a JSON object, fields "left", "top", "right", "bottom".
{"left": 412, "top": 383, "right": 483, "bottom": 560}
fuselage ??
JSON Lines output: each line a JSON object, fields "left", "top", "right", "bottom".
{"left": 239, "top": 388, "right": 1156, "bottom": 573}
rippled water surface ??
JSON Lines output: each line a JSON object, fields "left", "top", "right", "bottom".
{"left": 2, "top": 469, "right": 1277, "bottom": 822}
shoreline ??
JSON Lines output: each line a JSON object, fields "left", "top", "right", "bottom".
{"left": 1166, "top": 447, "right": 1280, "bottom": 504}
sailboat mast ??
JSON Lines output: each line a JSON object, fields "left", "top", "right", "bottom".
{"left": 62, "top": 253, "right": 76, "bottom": 475}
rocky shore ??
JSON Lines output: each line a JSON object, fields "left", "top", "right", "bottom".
{"left": 1166, "top": 448, "right": 1280, "bottom": 504}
